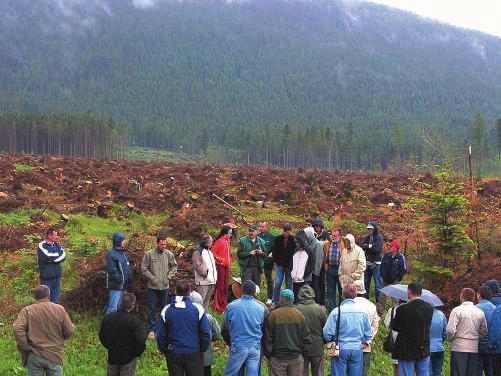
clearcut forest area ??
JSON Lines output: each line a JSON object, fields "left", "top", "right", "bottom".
{"left": 0, "top": 155, "right": 499, "bottom": 375}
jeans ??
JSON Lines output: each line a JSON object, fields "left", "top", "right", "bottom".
{"left": 106, "top": 290, "right": 126, "bottom": 314}
{"left": 326, "top": 267, "right": 342, "bottom": 312}
{"left": 224, "top": 346, "right": 261, "bottom": 376}
{"left": 331, "top": 349, "right": 363, "bottom": 376}
{"left": 430, "top": 352, "right": 444, "bottom": 376}
{"left": 40, "top": 278, "right": 61, "bottom": 304}
{"left": 478, "top": 352, "right": 494, "bottom": 376}
{"left": 398, "top": 357, "right": 430, "bottom": 376}
{"left": 364, "top": 263, "right": 381, "bottom": 301}
{"left": 147, "top": 288, "right": 169, "bottom": 332}
{"left": 107, "top": 358, "right": 137, "bottom": 376}
{"left": 26, "top": 352, "right": 62, "bottom": 376}
{"left": 272, "top": 265, "right": 292, "bottom": 303}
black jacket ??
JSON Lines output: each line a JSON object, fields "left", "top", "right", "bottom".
{"left": 99, "top": 310, "right": 147, "bottom": 365}
{"left": 360, "top": 222, "right": 383, "bottom": 262}
{"left": 391, "top": 298, "right": 433, "bottom": 361}
{"left": 272, "top": 234, "right": 296, "bottom": 268}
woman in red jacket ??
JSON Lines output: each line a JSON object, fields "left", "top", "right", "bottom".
{"left": 212, "top": 226, "right": 232, "bottom": 313}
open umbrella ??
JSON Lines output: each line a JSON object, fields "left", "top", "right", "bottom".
{"left": 381, "top": 284, "right": 444, "bottom": 307}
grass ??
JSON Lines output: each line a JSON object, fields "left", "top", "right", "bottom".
{"left": 125, "top": 146, "right": 201, "bottom": 164}
{"left": 0, "top": 209, "right": 39, "bottom": 225}
{"left": 13, "top": 164, "right": 36, "bottom": 171}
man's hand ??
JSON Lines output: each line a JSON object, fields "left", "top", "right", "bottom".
{"left": 250, "top": 250, "right": 256, "bottom": 256}
{"left": 361, "top": 343, "right": 369, "bottom": 350}
{"left": 256, "top": 249, "right": 264, "bottom": 255}
{"left": 368, "top": 244, "right": 372, "bottom": 249}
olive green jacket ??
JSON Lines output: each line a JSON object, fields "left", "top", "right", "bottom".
{"left": 141, "top": 248, "right": 178, "bottom": 290}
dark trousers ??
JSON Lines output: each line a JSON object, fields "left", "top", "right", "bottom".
{"left": 478, "top": 352, "right": 494, "bottom": 376}
{"left": 147, "top": 288, "right": 169, "bottom": 332}
{"left": 303, "top": 355, "right": 323, "bottom": 376}
{"left": 107, "top": 359, "right": 137, "bottom": 376}
{"left": 326, "top": 267, "right": 342, "bottom": 312}
{"left": 494, "top": 354, "right": 501, "bottom": 376}
{"left": 451, "top": 351, "right": 479, "bottom": 376}
{"left": 430, "top": 351, "right": 445, "bottom": 376}
{"left": 241, "top": 267, "right": 261, "bottom": 286}
{"left": 311, "top": 268, "right": 326, "bottom": 305}
{"left": 204, "top": 366, "right": 211, "bottom": 376}
{"left": 361, "top": 352, "right": 371, "bottom": 376}
{"left": 40, "top": 277, "right": 61, "bottom": 304}
{"left": 264, "top": 268, "right": 274, "bottom": 300}
{"left": 166, "top": 352, "right": 204, "bottom": 376}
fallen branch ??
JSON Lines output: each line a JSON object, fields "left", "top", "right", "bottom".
{"left": 212, "top": 193, "right": 249, "bottom": 224}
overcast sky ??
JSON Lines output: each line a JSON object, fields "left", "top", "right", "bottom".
{"left": 365, "top": 0, "right": 501, "bottom": 38}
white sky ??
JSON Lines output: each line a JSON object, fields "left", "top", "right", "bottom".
{"left": 365, "top": 0, "right": 501, "bottom": 38}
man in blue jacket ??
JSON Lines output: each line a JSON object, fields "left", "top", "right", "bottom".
{"left": 37, "top": 227, "right": 66, "bottom": 303}
{"left": 476, "top": 286, "right": 496, "bottom": 376}
{"left": 106, "top": 232, "right": 132, "bottom": 314}
{"left": 487, "top": 304, "right": 501, "bottom": 375}
{"left": 157, "top": 279, "right": 211, "bottom": 376}
{"left": 377, "top": 240, "right": 407, "bottom": 315}
{"left": 360, "top": 222, "right": 383, "bottom": 301}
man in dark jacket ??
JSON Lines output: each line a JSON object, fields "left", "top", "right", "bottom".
{"left": 312, "top": 218, "right": 331, "bottom": 242}
{"left": 264, "top": 289, "right": 311, "bottom": 376}
{"left": 295, "top": 285, "right": 327, "bottom": 376}
{"left": 99, "top": 293, "right": 147, "bottom": 375}
{"left": 377, "top": 240, "right": 407, "bottom": 315}
{"left": 157, "top": 279, "right": 211, "bottom": 376}
{"left": 271, "top": 223, "right": 296, "bottom": 305}
{"left": 291, "top": 229, "right": 316, "bottom": 304}
{"left": 483, "top": 279, "right": 501, "bottom": 306}
{"left": 37, "top": 228, "right": 66, "bottom": 303}
{"left": 360, "top": 222, "right": 383, "bottom": 301}
{"left": 260, "top": 221, "right": 276, "bottom": 305}
{"left": 391, "top": 282, "right": 434, "bottom": 376}
{"left": 106, "top": 232, "right": 132, "bottom": 314}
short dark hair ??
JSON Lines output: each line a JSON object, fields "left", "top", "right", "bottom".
{"left": 461, "top": 288, "right": 475, "bottom": 302}
{"left": 34, "top": 285, "right": 50, "bottom": 300}
{"left": 175, "top": 279, "right": 191, "bottom": 296}
{"left": 200, "top": 234, "right": 212, "bottom": 248}
{"left": 478, "top": 286, "right": 492, "bottom": 300}
{"left": 331, "top": 227, "right": 342, "bottom": 235}
{"left": 45, "top": 227, "right": 57, "bottom": 238}
{"left": 408, "top": 282, "right": 422, "bottom": 296}
{"left": 157, "top": 234, "right": 167, "bottom": 243}
{"left": 118, "top": 293, "right": 136, "bottom": 311}
{"left": 342, "top": 284, "right": 357, "bottom": 299}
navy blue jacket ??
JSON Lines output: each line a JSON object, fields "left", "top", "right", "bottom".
{"left": 106, "top": 233, "right": 132, "bottom": 291}
{"left": 157, "top": 296, "right": 211, "bottom": 355}
{"left": 37, "top": 241, "right": 66, "bottom": 280}
{"left": 360, "top": 222, "right": 384, "bottom": 262}
{"left": 381, "top": 252, "right": 407, "bottom": 283}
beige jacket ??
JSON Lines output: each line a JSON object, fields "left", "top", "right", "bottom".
{"left": 12, "top": 300, "right": 75, "bottom": 365}
{"left": 192, "top": 246, "right": 217, "bottom": 286}
{"left": 447, "top": 301, "right": 487, "bottom": 353}
{"left": 339, "top": 234, "right": 367, "bottom": 295}
{"left": 141, "top": 248, "right": 178, "bottom": 290}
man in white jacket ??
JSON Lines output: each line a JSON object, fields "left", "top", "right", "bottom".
{"left": 192, "top": 234, "right": 218, "bottom": 311}
{"left": 447, "top": 288, "right": 488, "bottom": 376}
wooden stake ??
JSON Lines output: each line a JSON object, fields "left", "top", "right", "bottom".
{"left": 212, "top": 193, "right": 249, "bottom": 224}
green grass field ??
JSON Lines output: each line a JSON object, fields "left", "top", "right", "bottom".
{"left": 0, "top": 207, "right": 451, "bottom": 375}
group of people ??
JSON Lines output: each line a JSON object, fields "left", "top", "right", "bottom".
{"left": 10, "top": 223, "right": 501, "bottom": 376}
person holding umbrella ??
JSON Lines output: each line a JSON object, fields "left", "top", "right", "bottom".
{"left": 378, "top": 240, "right": 407, "bottom": 316}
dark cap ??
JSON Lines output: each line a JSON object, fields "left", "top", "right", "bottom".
{"left": 242, "top": 280, "right": 256, "bottom": 294}
{"left": 312, "top": 218, "right": 324, "bottom": 228}
{"left": 249, "top": 225, "right": 258, "bottom": 231}
{"left": 282, "top": 223, "right": 292, "bottom": 231}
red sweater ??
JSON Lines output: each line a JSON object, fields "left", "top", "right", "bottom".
{"left": 212, "top": 237, "right": 231, "bottom": 267}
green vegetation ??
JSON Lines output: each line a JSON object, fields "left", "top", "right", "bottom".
{"left": 13, "top": 164, "right": 36, "bottom": 171}
{"left": 125, "top": 146, "right": 201, "bottom": 164}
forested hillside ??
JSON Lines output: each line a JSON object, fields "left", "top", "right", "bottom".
{"left": 0, "top": 0, "right": 500, "bottom": 173}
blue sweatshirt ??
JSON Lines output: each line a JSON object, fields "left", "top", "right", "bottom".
{"left": 488, "top": 305, "right": 501, "bottom": 353}
{"left": 157, "top": 296, "right": 211, "bottom": 355}
{"left": 477, "top": 299, "right": 496, "bottom": 353}
{"left": 429, "top": 309, "right": 447, "bottom": 353}
{"left": 37, "top": 241, "right": 66, "bottom": 280}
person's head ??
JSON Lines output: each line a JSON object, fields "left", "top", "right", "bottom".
{"left": 175, "top": 279, "right": 192, "bottom": 297}
{"left": 200, "top": 234, "right": 213, "bottom": 249}
{"left": 190, "top": 291, "right": 203, "bottom": 306}
{"left": 248, "top": 225, "right": 258, "bottom": 239}
{"left": 242, "top": 280, "right": 256, "bottom": 296}
{"left": 118, "top": 293, "right": 136, "bottom": 312}
{"left": 343, "top": 234, "right": 356, "bottom": 250}
{"left": 157, "top": 234, "right": 167, "bottom": 251}
{"left": 34, "top": 285, "right": 50, "bottom": 301}
{"left": 282, "top": 223, "right": 292, "bottom": 237}
{"left": 342, "top": 284, "right": 357, "bottom": 300}
{"left": 112, "top": 232, "right": 126, "bottom": 249}
{"left": 331, "top": 227, "right": 342, "bottom": 241}
{"left": 45, "top": 228, "right": 58, "bottom": 243}
{"left": 408, "top": 282, "right": 423, "bottom": 299}
{"left": 312, "top": 219, "right": 324, "bottom": 235}
{"left": 259, "top": 222, "right": 268, "bottom": 234}
{"left": 482, "top": 279, "right": 500, "bottom": 295}
{"left": 294, "top": 229, "right": 307, "bottom": 249}
{"left": 477, "top": 285, "right": 492, "bottom": 302}
{"left": 460, "top": 288, "right": 475, "bottom": 303}
{"left": 305, "top": 218, "right": 314, "bottom": 227}
{"left": 367, "top": 223, "right": 374, "bottom": 235}
{"left": 280, "top": 289, "right": 294, "bottom": 302}
{"left": 388, "top": 240, "right": 400, "bottom": 254}
{"left": 216, "top": 226, "right": 232, "bottom": 241}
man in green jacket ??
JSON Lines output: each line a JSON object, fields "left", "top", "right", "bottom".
{"left": 264, "top": 289, "right": 311, "bottom": 376}
{"left": 260, "top": 221, "right": 276, "bottom": 305}
{"left": 295, "top": 285, "right": 327, "bottom": 376}
{"left": 238, "top": 225, "right": 266, "bottom": 286}
{"left": 141, "top": 234, "right": 178, "bottom": 339}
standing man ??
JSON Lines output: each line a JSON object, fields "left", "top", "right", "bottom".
{"left": 487, "top": 304, "right": 501, "bottom": 375}
{"left": 323, "top": 284, "right": 372, "bottom": 376}
{"left": 13, "top": 285, "right": 75, "bottom": 375}
{"left": 323, "top": 227, "right": 344, "bottom": 312}
{"left": 157, "top": 279, "right": 211, "bottom": 376}
{"left": 312, "top": 218, "right": 331, "bottom": 242}
{"left": 304, "top": 226, "right": 325, "bottom": 306}
{"left": 37, "top": 228, "right": 66, "bottom": 303}
{"left": 429, "top": 307, "right": 448, "bottom": 376}
{"left": 260, "top": 222, "right": 276, "bottom": 305}
{"left": 447, "top": 288, "right": 488, "bottom": 376}
{"left": 353, "top": 294, "right": 379, "bottom": 376}
{"left": 338, "top": 234, "right": 366, "bottom": 297}
{"left": 477, "top": 286, "right": 496, "bottom": 376}
{"left": 99, "top": 293, "right": 147, "bottom": 375}
{"left": 222, "top": 280, "right": 266, "bottom": 376}
{"left": 377, "top": 240, "right": 407, "bottom": 316}
{"left": 483, "top": 280, "right": 501, "bottom": 306}
{"left": 391, "top": 282, "right": 434, "bottom": 376}
{"left": 238, "top": 225, "right": 266, "bottom": 285}
{"left": 360, "top": 222, "right": 383, "bottom": 301}
{"left": 291, "top": 229, "right": 316, "bottom": 303}
{"left": 106, "top": 232, "right": 132, "bottom": 314}
{"left": 295, "top": 285, "right": 328, "bottom": 376}
{"left": 141, "top": 234, "right": 178, "bottom": 339}
{"left": 271, "top": 223, "right": 296, "bottom": 306}
{"left": 192, "top": 234, "right": 217, "bottom": 311}
{"left": 264, "top": 289, "right": 311, "bottom": 376}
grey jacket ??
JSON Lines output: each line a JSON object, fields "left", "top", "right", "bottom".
{"left": 141, "top": 248, "right": 178, "bottom": 290}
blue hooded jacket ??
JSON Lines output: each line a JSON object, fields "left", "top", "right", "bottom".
{"left": 360, "top": 222, "right": 384, "bottom": 262}
{"left": 37, "top": 240, "right": 66, "bottom": 280}
{"left": 488, "top": 304, "right": 501, "bottom": 353}
{"left": 106, "top": 232, "right": 132, "bottom": 291}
